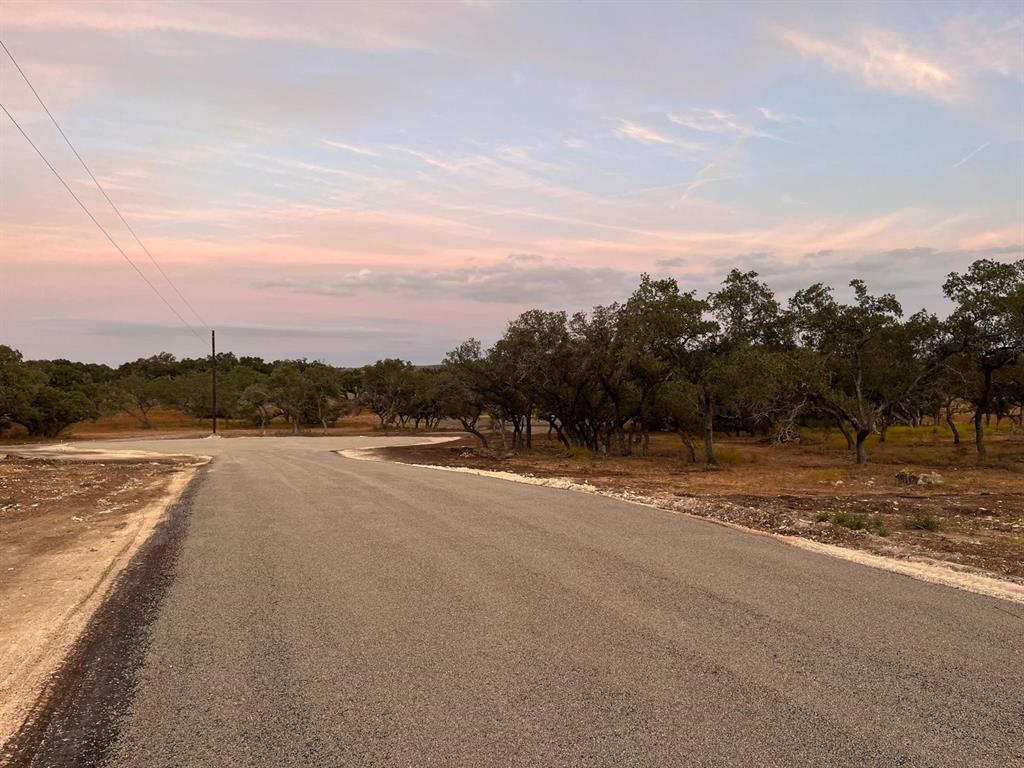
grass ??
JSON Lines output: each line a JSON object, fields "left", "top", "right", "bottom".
{"left": 822, "top": 511, "right": 890, "bottom": 536}
{"left": 815, "top": 421, "right": 1015, "bottom": 446}
{"left": 831, "top": 511, "right": 867, "bottom": 530}
{"left": 908, "top": 513, "right": 941, "bottom": 532}
{"left": 713, "top": 447, "right": 760, "bottom": 465}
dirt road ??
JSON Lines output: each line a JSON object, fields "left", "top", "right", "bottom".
{"left": 7, "top": 436, "right": 1023, "bottom": 767}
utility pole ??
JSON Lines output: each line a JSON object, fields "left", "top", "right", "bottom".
{"left": 211, "top": 329, "right": 218, "bottom": 435}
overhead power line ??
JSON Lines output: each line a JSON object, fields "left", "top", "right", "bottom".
{"left": 1, "top": 38, "right": 210, "bottom": 331}
{"left": 1, "top": 101, "right": 205, "bottom": 344}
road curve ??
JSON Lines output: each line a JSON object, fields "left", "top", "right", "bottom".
{"left": 12, "top": 436, "right": 1024, "bottom": 767}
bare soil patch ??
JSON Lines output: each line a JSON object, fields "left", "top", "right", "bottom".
{"left": 375, "top": 432, "right": 1024, "bottom": 586}
{"left": 0, "top": 453, "right": 204, "bottom": 743}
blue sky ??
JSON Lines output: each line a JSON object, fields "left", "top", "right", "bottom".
{"left": 1, "top": 0, "right": 1021, "bottom": 364}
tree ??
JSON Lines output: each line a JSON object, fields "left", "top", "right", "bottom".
{"left": 100, "top": 374, "right": 174, "bottom": 428}
{"left": 708, "top": 270, "right": 799, "bottom": 446}
{"left": 635, "top": 280, "right": 717, "bottom": 464}
{"left": 618, "top": 274, "right": 714, "bottom": 458}
{"left": 360, "top": 359, "right": 419, "bottom": 431}
{"left": 237, "top": 381, "right": 278, "bottom": 435}
{"left": 710, "top": 268, "right": 793, "bottom": 349}
{"left": 438, "top": 340, "right": 493, "bottom": 447}
{"left": 305, "top": 362, "right": 346, "bottom": 433}
{"left": 0, "top": 345, "right": 36, "bottom": 434}
{"left": 1, "top": 346, "right": 98, "bottom": 437}
{"left": 943, "top": 259, "right": 1024, "bottom": 458}
{"left": 493, "top": 310, "right": 578, "bottom": 451}
{"left": 791, "top": 280, "right": 941, "bottom": 465}
{"left": 267, "top": 363, "right": 310, "bottom": 434}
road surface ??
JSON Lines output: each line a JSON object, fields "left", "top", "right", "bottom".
{"left": 9, "top": 436, "right": 1024, "bottom": 767}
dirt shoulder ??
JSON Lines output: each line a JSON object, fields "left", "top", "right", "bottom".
{"left": 0, "top": 452, "right": 206, "bottom": 744}
{"left": 371, "top": 436, "right": 1024, "bottom": 595}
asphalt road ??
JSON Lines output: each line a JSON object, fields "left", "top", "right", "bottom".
{"left": 15, "top": 436, "right": 1024, "bottom": 767}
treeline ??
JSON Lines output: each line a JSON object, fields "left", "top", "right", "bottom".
{"left": 2, "top": 258, "right": 1022, "bottom": 464}
{"left": 0, "top": 350, "right": 444, "bottom": 438}
{"left": 436, "top": 258, "right": 1022, "bottom": 464}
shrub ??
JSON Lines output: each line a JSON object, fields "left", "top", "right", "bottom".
{"left": 908, "top": 514, "right": 941, "bottom": 532}
{"left": 832, "top": 511, "right": 867, "bottom": 530}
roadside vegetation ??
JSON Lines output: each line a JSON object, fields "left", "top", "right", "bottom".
{"left": 2, "top": 258, "right": 1022, "bottom": 467}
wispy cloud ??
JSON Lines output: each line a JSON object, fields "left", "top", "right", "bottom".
{"left": 776, "top": 25, "right": 955, "bottom": 100}
{"left": 256, "top": 253, "right": 640, "bottom": 307}
{"left": 668, "top": 108, "right": 778, "bottom": 140}
{"left": 0, "top": 0, "right": 492, "bottom": 52}
{"left": 321, "top": 139, "right": 379, "bottom": 157}
{"left": 614, "top": 120, "right": 706, "bottom": 154}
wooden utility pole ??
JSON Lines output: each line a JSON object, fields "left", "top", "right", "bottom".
{"left": 211, "top": 329, "right": 218, "bottom": 435}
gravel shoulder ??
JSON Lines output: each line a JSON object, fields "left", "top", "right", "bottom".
{"left": 0, "top": 451, "right": 205, "bottom": 744}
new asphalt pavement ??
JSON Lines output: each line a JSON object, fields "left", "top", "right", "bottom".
{"left": 10, "top": 436, "right": 1024, "bottom": 767}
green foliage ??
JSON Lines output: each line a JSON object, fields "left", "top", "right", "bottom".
{"left": 942, "top": 259, "right": 1024, "bottom": 458}
{"left": 831, "top": 511, "right": 868, "bottom": 530}
{"left": 4, "top": 257, "right": 1022, "bottom": 451}
{"left": 0, "top": 345, "right": 99, "bottom": 437}
{"left": 790, "top": 278, "right": 946, "bottom": 464}
{"left": 908, "top": 514, "right": 941, "bottom": 532}
{"left": 830, "top": 511, "right": 889, "bottom": 536}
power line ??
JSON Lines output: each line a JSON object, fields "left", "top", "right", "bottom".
{"left": 1, "top": 38, "right": 210, "bottom": 331}
{"left": 1, "top": 101, "right": 205, "bottom": 344}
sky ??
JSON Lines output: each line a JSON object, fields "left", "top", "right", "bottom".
{"left": 1, "top": 0, "right": 1022, "bottom": 366}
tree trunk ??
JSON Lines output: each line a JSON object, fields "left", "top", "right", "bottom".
{"left": 546, "top": 419, "right": 571, "bottom": 451}
{"left": 946, "top": 408, "right": 960, "bottom": 446}
{"left": 291, "top": 416, "right": 299, "bottom": 435}
{"left": 620, "top": 425, "right": 631, "bottom": 456}
{"left": 974, "top": 408, "right": 986, "bottom": 459}
{"left": 526, "top": 413, "right": 532, "bottom": 449}
{"left": 976, "top": 366, "right": 993, "bottom": 459}
{"left": 129, "top": 406, "right": 153, "bottom": 429}
{"left": 878, "top": 423, "right": 889, "bottom": 443}
{"left": 462, "top": 419, "right": 488, "bottom": 448}
{"left": 703, "top": 404, "right": 716, "bottom": 465}
{"left": 642, "top": 428, "right": 650, "bottom": 457}
{"left": 677, "top": 430, "right": 697, "bottom": 463}
{"left": 855, "top": 428, "right": 870, "bottom": 465}
{"left": 835, "top": 417, "right": 853, "bottom": 450}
